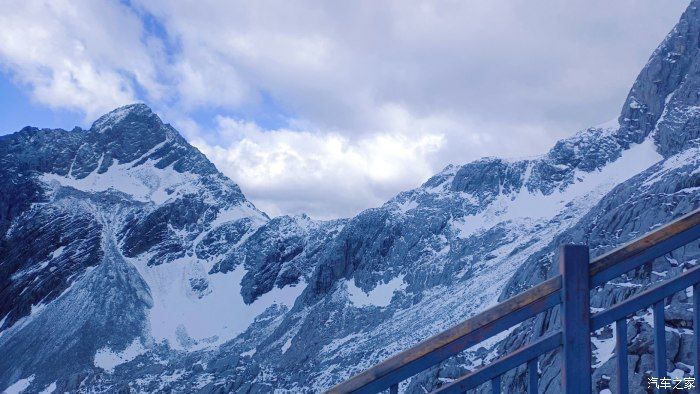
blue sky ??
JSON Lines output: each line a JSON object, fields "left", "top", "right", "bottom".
{"left": 0, "top": 0, "right": 690, "bottom": 218}
{"left": 0, "top": 75, "right": 82, "bottom": 133}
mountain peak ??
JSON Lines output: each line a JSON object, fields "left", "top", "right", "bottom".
{"left": 618, "top": 1, "right": 700, "bottom": 156}
{"left": 90, "top": 103, "right": 160, "bottom": 133}
{"left": 82, "top": 104, "right": 224, "bottom": 177}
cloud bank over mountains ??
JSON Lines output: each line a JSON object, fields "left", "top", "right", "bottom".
{"left": 0, "top": 0, "right": 688, "bottom": 218}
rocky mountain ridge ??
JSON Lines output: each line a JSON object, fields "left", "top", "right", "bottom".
{"left": 0, "top": 2, "right": 699, "bottom": 393}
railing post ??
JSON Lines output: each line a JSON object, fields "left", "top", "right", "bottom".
{"left": 560, "top": 244, "right": 591, "bottom": 394}
{"left": 653, "top": 301, "right": 667, "bottom": 394}
{"left": 615, "top": 318, "right": 628, "bottom": 393}
{"left": 527, "top": 358, "right": 538, "bottom": 394}
{"left": 491, "top": 375, "right": 501, "bottom": 393}
{"left": 694, "top": 283, "right": 700, "bottom": 386}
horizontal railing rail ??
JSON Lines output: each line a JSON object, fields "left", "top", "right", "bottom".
{"left": 326, "top": 276, "right": 562, "bottom": 393}
{"left": 433, "top": 332, "right": 563, "bottom": 394}
{"left": 328, "top": 208, "right": 700, "bottom": 394}
{"left": 591, "top": 263, "right": 700, "bottom": 331}
{"left": 589, "top": 208, "right": 700, "bottom": 287}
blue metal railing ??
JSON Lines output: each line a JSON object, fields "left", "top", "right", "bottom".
{"left": 328, "top": 208, "right": 700, "bottom": 393}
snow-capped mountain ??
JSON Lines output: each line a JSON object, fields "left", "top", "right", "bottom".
{"left": 1, "top": 2, "right": 699, "bottom": 393}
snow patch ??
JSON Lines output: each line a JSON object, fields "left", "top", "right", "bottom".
{"left": 92, "top": 105, "right": 132, "bottom": 131}
{"left": 393, "top": 199, "right": 418, "bottom": 214}
{"left": 347, "top": 275, "right": 406, "bottom": 308}
{"left": 241, "top": 348, "right": 256, "bottom": 357}
{"left": 4, "top": 375, "right": 34, "bottom": 394}
{"left": 669, "top": 368, "right": 686, "bottom": 381}
{"left": 133, "top": 258, "right": 306, "bottom": 350}
{"left": 51, "top": 246, "right": 66, "bottom": 259}
{"left": 41, "top": 160, "right": 201, "bottom": 205}
{"left": 452, "top": 137, "right": 662, "bottom": 238}
{"left": 38, "top": 382, "right": 56, "bottom": 394}
{"left": 321, "top": 333, "right": 363, "bottom": 355}
{"left": 643, "top": 146, "right": 700, "bottom": 187}
{"left": 592, "top": 328, "right": 616, "bottom": 368}
{"left": 159, "top": 370, "right": 185, "bottom": 384}
{"left": 0, "top": 314, "right": 8, "bottom": 336}
{"left": 282, "top": 337, "right": 293, "bottom": 353}
{"left": 209, "top": 205, "right": 263, "bottom": 228}
{"left": 94, "top": 339, "right": 147, "bottom": 372}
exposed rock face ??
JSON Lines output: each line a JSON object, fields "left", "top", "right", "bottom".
{"left": 0, "top": 3, "right": 699, "bottom": 394}
{"left": 410, "top": 2, "right": 700, "bottom": 392}
{"left": 0, "top": 104, "right": 272, "bottom": 392}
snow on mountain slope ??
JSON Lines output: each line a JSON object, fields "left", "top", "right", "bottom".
{"left": 0, "top": 104, "right": 329, "bottom": 392}
{"left": 1, "top": 2, "right": 700, "bottom": 393}
{"left": 408, "top": 1, "right": 700, "bottom": 391}
{"left": 438, "top": 136, "right": 660, "bottom": 238}
{"left": 135, "top": 257, "right": 306, "bottom": 350}
{"left": 40, "top": 157, "right": 204, "bottom": 205}
{"left": 283, "top": 131, "right": 664, "bottom": 391}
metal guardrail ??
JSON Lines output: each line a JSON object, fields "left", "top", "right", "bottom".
{"left": 328, "top": 208, "right": 700, "bottom": 393}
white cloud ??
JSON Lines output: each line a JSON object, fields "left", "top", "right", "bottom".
{"left": 0, "top": 0, "right": 690, "bottom": 218}
{"left": 134, "top": 0, "right": 688, "bottom": 134}
{"left": 190, "top": 101, "right": 563, "bottom": 218}
{"left": 0, "top": 0, "right": 163, "bottom": 119}
{"left": 193, "top": 112, "right": 444, "bottom": 219}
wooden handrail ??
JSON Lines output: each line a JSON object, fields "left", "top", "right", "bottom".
{"left": 433, "top": 332, "right": 563, "bottom": 394}
{"left": 591, "top": 263, "right": 700, "bottom": 330}
{"left": 589, "top": 208, "right": 700, "bottom": 286}
{"left": 327, "top": 276, "right": 562, "bottom": 393}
